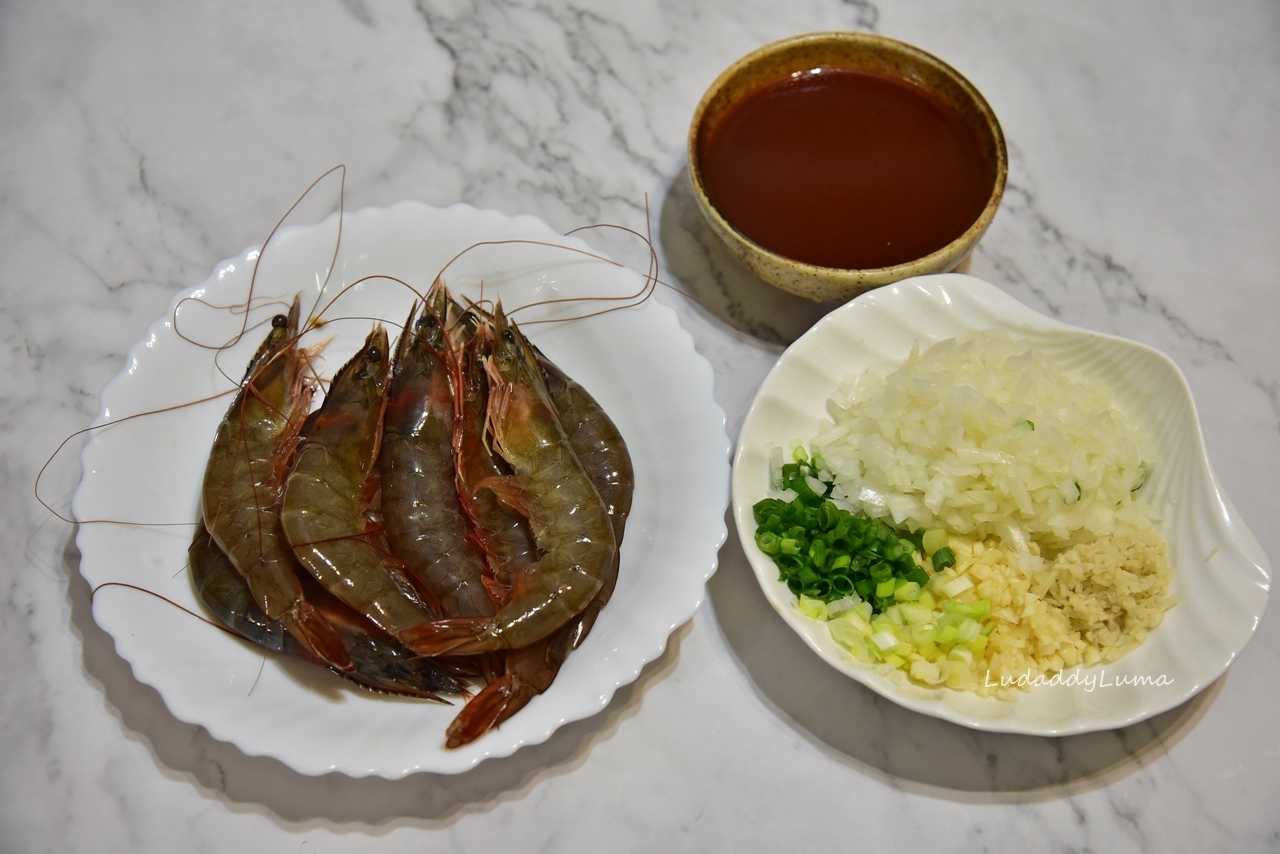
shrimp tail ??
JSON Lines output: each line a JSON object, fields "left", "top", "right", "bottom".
{"left": 192, "top": 520, "right": 459, "bottom": 700}
{"left": 401, "top": 617, "right": 499, "bottom": 656}
{"left": 443, "top": 624, "right": 575, "bottom": 749}
{"left": 287, "top": 605, "right": 358, "bottom": 673}
{"left": 443, "top": 675, "right": 536, "bottom": 748}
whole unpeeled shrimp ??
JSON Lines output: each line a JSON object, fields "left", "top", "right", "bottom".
{"left": 535, "top": 347, "right": 633, "bottom": 648}
{"left": 443, "top": 324, "right": 634, "bottom": 747}
{"left": 280, "top": 326, "right": 441, "bottom": 642}
{"left": 451, "top": 310, "right": 538, "bottom": 603}
{"left": 443, "top": 316, "right": 543, "bottom": 746}
{"left": 200, "top": 297, "right": 351, "bottom": 672}
{"left": 379, "top": 291, "right": 493, "bottom": 620}
{"left": 403, "top": 305, "right": 616, "bottom": 656}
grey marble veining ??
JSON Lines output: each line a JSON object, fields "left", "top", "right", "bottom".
{"left": 2, "top": 0, "right": 1278, "bottom": 851}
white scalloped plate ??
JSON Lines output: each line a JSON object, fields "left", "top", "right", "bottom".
{"left": 75, "top": 202, "right": 729, "bottom": 777}
{"left": 733, "top": 274, "right": 1270, "bottom": 735}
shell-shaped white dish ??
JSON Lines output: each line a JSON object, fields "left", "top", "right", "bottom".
{"left": 732, "top": 274, "right": 1270, "bottom": 735}
{"left": 74, "top": 202, "right": 730, "bottom": 777}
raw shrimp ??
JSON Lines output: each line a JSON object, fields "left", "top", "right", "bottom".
{"left": 280, "top": 326, "right": 441, "bottom": 641}
{"left": 48, "top": 170, "right": 663, "bottom": 742}
{"left": 189, "top": 522, "right": 462, "bottom": 700}
{"left": 443, "top": 313, "right": 544, "bottom": 746}
{"left": 534, "top": 347, "right": 633, "bottom": 648}
{"left": 200, "top": 297, "right": 352, "bottom": 672}
{"left": 450, "top": 306, "right": 632, "bottom": 618}
{"left": 451, "top": 309, "right": 538, "bottom": 602}
{"left": 403, "top": 304, "right": 616, "bottom": 656}
{"left": 441, "top": 323, "right": 634, "bottom": 747}
{"left": 379, "top": 289, "right": 493, "bottom": 620}
{"left": 189, "top": 521, "right": 290, "bottom": 655}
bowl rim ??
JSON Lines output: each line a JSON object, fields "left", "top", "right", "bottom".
{"left": 687, "top": 31, "right": 1009, "bottom": 286}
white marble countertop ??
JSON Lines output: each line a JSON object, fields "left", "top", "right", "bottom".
{"left": 3, "top": 0, "right": 1278, "bottom": 851}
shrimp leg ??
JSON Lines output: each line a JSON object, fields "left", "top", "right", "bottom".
{"left": 443, "top": 319, "right": 543, "bottom": 746}
{"left": 451, "top": 309, "right": 538, "bottom": 602}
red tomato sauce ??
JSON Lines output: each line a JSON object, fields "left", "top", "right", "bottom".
{"left": 697, "top": 67, "right": 991, "bottom": 270}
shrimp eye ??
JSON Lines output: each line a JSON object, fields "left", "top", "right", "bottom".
{"left": 501, "top": 329, "right": 516, "bottom": 343}
{"left": 367, "top": 346, "right": 382, "bottom": 363}
{"left": 271, "top": 314, "right": 288, "bottom": 328}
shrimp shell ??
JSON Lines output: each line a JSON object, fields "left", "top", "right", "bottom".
{"left": 535, "top": 346, "right": 633, "bottom": 648}
{"left": 442, "top": 328, "right": 634, "bottom": 746}
{"left": 403, "top": 304, "right": 616, "bottom": 656}
{"left": 280, "top": 326, "right": 440, "bottom": 640}
{"left": 379, "top": 293, "right": 493, "bottom": 620}
{"left": 200, "top": 298, "right": 352, "bottom": 672}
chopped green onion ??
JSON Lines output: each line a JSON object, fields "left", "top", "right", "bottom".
{"left": 826, "top": 595, "right": 861, "bottom": 617}
{"left": 894, "top": 581, "right": 922, "bottom": 601}
{"left": 910, "top": 660, "right": 943, "bottom": 684}
{"left": 753, "top": 466, "right": 934, "bottom": 613}
{"left": 756, "top": 530, "right": 781, "bottom": 556}
{"left": 870, "top": 630, "right": 901, "bottom": 652}
{"left": 899, "top": 604, "right": 933, "bottom": 624}
{"left": 921, "top": 529, "right": 948, "bottom": 555}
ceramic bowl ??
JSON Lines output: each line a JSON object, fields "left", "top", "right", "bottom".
{"left": 688, "top": 32, "right": 1007, "bottom": 303}
{"left": 732, "top": 274, "right": 1271, "bottom": 734}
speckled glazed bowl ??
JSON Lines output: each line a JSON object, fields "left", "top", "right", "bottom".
{"left": 688, "top": 32, "right": 1008, "bottom": 303}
